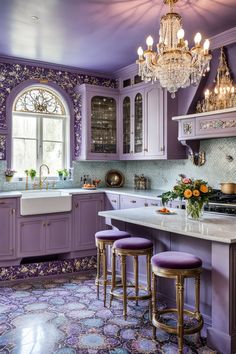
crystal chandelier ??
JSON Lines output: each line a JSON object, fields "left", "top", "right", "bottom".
{"left": 136, "top": 0, "right": 212, "bottom": 98}
{"left": 196, "top": 47, "right": 236, "bottom": 113}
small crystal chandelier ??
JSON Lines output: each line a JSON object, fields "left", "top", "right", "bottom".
{"left": 196, "top": 47, "right": 236, "bottom": 113}
{"left": 136, "top": 0, "right": 212, "bottom": 98}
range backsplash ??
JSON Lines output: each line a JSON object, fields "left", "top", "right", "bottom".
{"left": 0, "top": 137, "right": 235, "bottom": 191}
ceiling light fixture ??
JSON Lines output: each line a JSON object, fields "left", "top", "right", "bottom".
{"left": 136, "top": 0, "right": 212, "bottom": 98}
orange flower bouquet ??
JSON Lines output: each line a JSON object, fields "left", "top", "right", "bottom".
{"left": 161, "top": 175, "right": 213, "bottom": 220}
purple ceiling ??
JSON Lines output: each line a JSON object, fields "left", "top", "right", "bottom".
{"left": 0, "top": 0, "right": 235, "bottom": 73}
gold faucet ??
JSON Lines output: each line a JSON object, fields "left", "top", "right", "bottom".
{"left": 39, "top": 164, "right": 50, "bottom": 189}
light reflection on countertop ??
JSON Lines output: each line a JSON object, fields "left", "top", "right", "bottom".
{"left": 99, "top": 207, "right": 236, "bottom": 244}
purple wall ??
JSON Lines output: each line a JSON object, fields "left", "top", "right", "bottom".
{"left": 0, "top": 60, "right": 117, "bottom": 160}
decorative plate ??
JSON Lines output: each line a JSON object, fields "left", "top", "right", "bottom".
{"left": 155, "top": 209, "right": 176, "bottom": 215}
{"left": 105, "top": 170, "right": 125, "bottom": 188}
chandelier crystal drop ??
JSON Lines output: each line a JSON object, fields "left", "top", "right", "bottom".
{"left": 196, "top": 47, "right": 236, "bottom": 113}
{"left": 136, "top": 0, "right": 212, "bottom": 98}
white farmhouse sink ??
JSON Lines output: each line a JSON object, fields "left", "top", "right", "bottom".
{"left": 20, "top": 190, "right": 72, "bottom": 216}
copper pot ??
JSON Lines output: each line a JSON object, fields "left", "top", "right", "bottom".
{"left": 220, "top": 183, "right": 236, "bottom": 194}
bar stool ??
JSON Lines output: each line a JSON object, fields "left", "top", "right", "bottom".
{"left": 95, "top": 229, "right": 130, "bottom": 306}
{"left": 111, "top": 237, "right": 153, "bottom": 320}
{"left": 151, "top": 251, "right": 204, "bottom": 354}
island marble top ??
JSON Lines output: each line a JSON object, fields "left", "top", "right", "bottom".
{"left": 99, "top": 206, "right": 236, "bottom": 244}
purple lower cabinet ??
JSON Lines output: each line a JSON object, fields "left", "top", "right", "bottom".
{"left": 17, "top": 213, "right": 72, "bottom": 259}
{"left": 45, "top": 214, "right": 71, "bottom": 254}
{"left": 0, "top": 198, "right": 17, "bottom": 264}
{"left": 107, "top": 219, "right": 236, "bottom": 354}
{"left": 72, "top": 193, "right": 105, "bottom": 252}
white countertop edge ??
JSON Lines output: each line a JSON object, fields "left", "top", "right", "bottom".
{"left": 98, "top": 208, "right": 236, "bottom": 244}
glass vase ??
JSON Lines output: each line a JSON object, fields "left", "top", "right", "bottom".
{"left": 186, "top": 200, "right": 204, "bottom": 220}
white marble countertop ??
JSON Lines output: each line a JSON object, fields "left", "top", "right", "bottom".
{"left": 0, "top": 188, "right": 164, "bottom": 200}
{"left": 98, "top": 206, "right": 236, "bottom": 244}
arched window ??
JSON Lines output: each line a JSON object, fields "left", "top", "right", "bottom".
{"left": 12, "top": 86, "right": 70, "bottom": 176}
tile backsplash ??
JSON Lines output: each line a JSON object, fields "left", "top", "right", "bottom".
{"left": 0, "top": 137, "right": 235, "bottom": 191}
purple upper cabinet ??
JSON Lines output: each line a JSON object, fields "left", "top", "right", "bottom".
{"left": 76, "top": 84, "right": 119, "bottom": 160}
{"left": 117, "top": 64, "right": 186, "bottom": 160}
{"left": 173, "top": 107, "right": 236, "bottom": 141}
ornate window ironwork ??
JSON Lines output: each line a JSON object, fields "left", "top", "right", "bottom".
{"left": 14, "top": 88, "right": 66, "bottom": 115}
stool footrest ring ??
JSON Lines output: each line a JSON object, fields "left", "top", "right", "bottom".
{"left": 152, "top": 308, "right": 203, "bottom": 335}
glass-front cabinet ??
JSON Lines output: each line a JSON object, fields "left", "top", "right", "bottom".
{"left": 120, "top": 89, "right": 144, "bottom": 159}
{"left": 120, "top": 83, "right": 166, "bottom": 160}
{"left": 91, "top": 96, "right": 117, "bottom": 154}
{"left": 77, "top": 84, "right": 119, "bottom": 160}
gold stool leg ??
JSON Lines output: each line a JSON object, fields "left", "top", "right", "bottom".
{"left": 102, "top": 244, "right": 107, "bottom": 307}
{"left": 121, "top": 254, "right": 127, "bottom": 320}
{"left": 195, "top": 275, "right": 201, "bottom": 319}
{"left": 110, "top": 248, "right": 116, "bottom": 308}
{"left": 152, "top": 271, "right": 157, "bottom": 340}
{"left": 147, "top": 252, "right": 152, "bottom": 320}
{"left": 96, "top": 244, "right": 101, "bottom": 299}
{"left": 176, "top": 275, "right": 184, "bottom": 354}
{"left": 134, "top": 255, "right": 139, "bottom": 306}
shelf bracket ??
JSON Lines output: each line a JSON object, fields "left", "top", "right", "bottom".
{"left": 180, "top": 140, "right": 206, "bottom": 166}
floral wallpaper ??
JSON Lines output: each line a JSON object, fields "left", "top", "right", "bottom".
{"left": 0, "top": 61, "right": 117, "bottom": 159}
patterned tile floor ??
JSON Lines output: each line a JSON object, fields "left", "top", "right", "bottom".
{"left": 0, "top": 272, "right": 216, "bottom": 354}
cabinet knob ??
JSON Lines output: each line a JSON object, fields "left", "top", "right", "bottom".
{"left": 111, "top": 200, "right": 117, "bottom": 203}
{"left": 144, "top": 203, "right": 148, "bottom": 207}
{"left": 47, "top": 222, "right": 51, "bottom": 226}
{"left": 43, "top": 222, "right": 46, "bottom": 227}
{"left": 160, "top": 146, "right": 165, "bottom": 152}
{"left": 130, "top": 200, "right": 136, "bottom": 203}
{"left": 11, "top": 208, "right": 16, "bottom": 214}
{"left": 75, "top": 203, "right": 79, "bottom": 208}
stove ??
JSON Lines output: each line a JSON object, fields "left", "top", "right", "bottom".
{"left": 204, "top": 190, "right": 236, "bottom": 216}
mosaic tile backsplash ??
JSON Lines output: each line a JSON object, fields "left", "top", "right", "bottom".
{"left": 0, "top": 137, "right": 235, "bottom": 191}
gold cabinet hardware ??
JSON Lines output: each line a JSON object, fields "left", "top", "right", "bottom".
{"left": 11, "top": 208, "right": 16, "bottom": 214}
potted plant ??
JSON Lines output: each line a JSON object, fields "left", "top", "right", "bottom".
{"left": 5, "top": 168, "right": 16, "bottom": 182}
{"left": 63, "top": 168, "right": 69, "bottom": 181}
{"left": 29, "top": 169, "right": 37, "bottom": 181}
{"left": 57, "top": 169, "right": 64, "bottom": 180}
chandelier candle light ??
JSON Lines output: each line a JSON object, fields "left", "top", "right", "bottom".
{"left": 136, "top": 0, "right": 212, "bottom": 98}
{"left": 196, "top": 47, "right": 236, "bottom": 113}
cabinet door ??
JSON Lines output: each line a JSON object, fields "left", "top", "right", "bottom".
{"left": 0, "top": 199, "right": 16, "bottom": 259}
{"left": 122, "top": 95, "right": 131, "bottom": 155}
{"left": 18, "top": 217, "right": 45, "bottom": 257}
{"left": 134, "top": 92, "right": 144, "bottom": 156}
{"left": 105, "top": 193, "right": 120, "bottom": 210}
{"left": 45, "top": 214, "right": 71, "bottom": 254}
{"left": 145, "top": 198, "right": 161, "bottom": 207}
{"left": 73, "top": 194, "right": 104, "bottom": 251}
{"left": 144, "top": 85, "right": 165, "bottom": 157}
{"left": 120, "top": 195, "right": 146, "bottom": 209}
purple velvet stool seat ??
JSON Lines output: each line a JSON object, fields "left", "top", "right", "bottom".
{"left": 151, "top": 251, "right": 203, "bottom": 354}
{"left": 151, "top": 251, "right": 202, "bottom": 270}
{"left": 95, "top": 229, "right": 131, "bottom": 307}
{"left": 113, "top": 237, "right": 153, "bottom": 251}
{"left": 111, "top": 237, "right": 153, "bottom": 320}
{"left": 95, "top": 230, "right": 130, "bottom": 242}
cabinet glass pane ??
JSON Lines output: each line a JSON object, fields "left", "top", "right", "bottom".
{"left": 123, "top": 96, "right": 131, "bottom": 154}
{"left": 134, "top": 93, "right": 143, "bottom": 153}
{"left": 91, "top": 96, "right": 116, "bottom": 154}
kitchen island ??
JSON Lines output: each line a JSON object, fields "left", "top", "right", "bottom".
{"left": 99, "top": 207, "right": 236, "bottom": 354}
